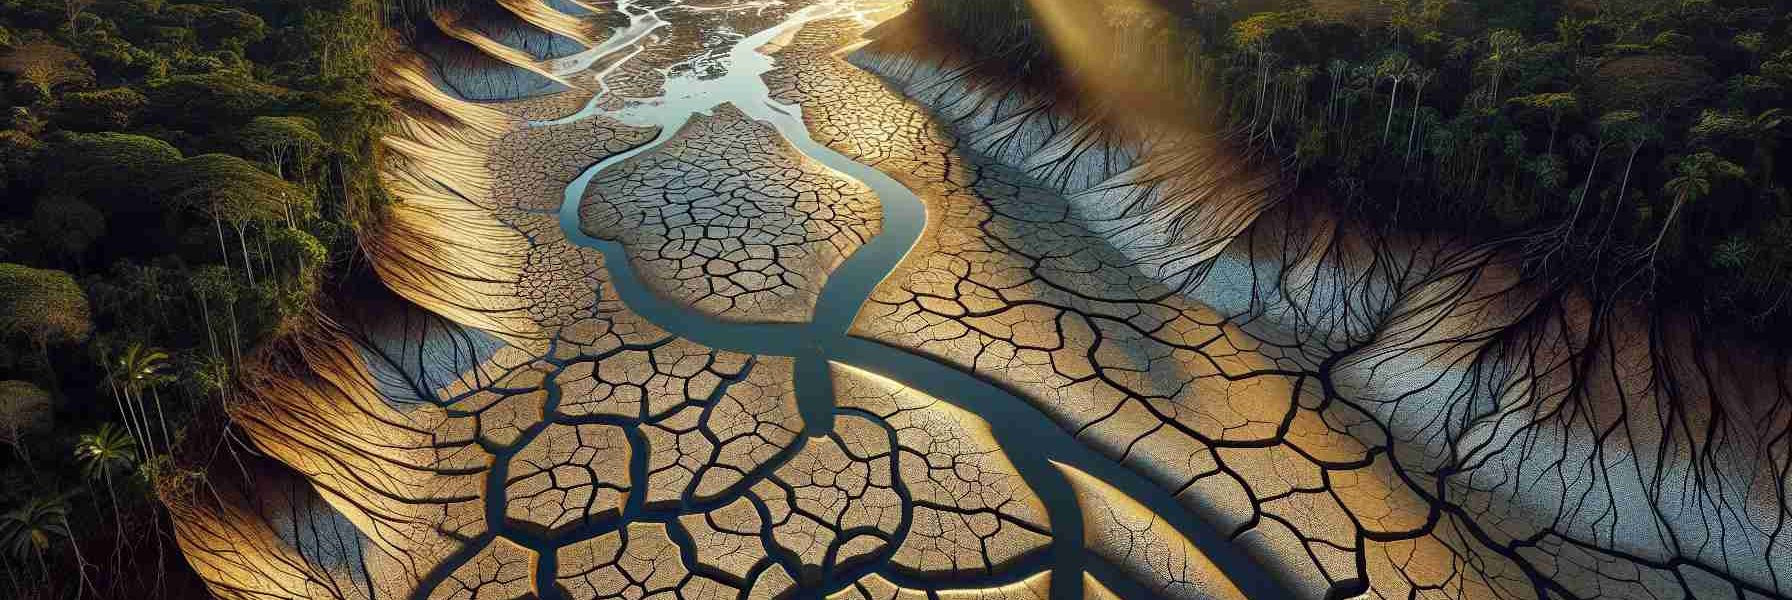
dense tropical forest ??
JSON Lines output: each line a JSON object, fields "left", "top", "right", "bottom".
{"left": 909, "top": 0, "right": 1792, "bottom": 338}
{"left": 0, "top": 0, "right": 397, "bottom": 596}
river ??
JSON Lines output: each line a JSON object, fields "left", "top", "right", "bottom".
{"left": 530, "top": 1, "right": 1284, "bottom": 598}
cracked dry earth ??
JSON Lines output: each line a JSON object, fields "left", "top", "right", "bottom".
{"left": 580, "top": 104, "right": 881, "bottom": 323}
{"left": 164, "top": 1, "right": 1792, "bottom": 600}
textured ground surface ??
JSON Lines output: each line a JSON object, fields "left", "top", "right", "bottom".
{"left": 166, "top": 1, "right": 1792, "bottom": 600}
{"left": 581, "top": 104, "right": 881, "bottom": 322}
{"left": 768, "top": 14, "right": 1792, "bottom": 600}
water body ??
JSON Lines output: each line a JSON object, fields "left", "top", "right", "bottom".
{"left": 537, "top": 1, "right": 1285, "bottom": 598}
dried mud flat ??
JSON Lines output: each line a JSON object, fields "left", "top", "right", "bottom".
{"left": 164, "top": 2, "right": 1792, "bottom": 600}
{"left": 580, "top": 104, "right": 881, "bottom": 323}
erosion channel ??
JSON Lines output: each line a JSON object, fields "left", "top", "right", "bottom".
{"left": 546, "top": 1, "right": 1268, "bottom": 598}
{"left": 165, "top": 1, "right": 1792, "bottom": 600}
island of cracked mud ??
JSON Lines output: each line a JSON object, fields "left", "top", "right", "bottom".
{"left": 161, "top": 1, "right": 1792, "bottom": 600}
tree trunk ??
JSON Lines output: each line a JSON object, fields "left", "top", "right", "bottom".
{"left": 259, "top": 228, "right": 273, "bottom": 281}
{"left": 334, "top": 154, "right": 351, "bottom": 217}
{"left": 59, "top": 514, "right": 93, "bottom": 599}
{"left": 1601, "top": 144, "right": 1644, "bottom": 244}
{"left": 227, "top": 304, "right": 242, "bottom": 365}
{"left": 1615, "top": 145, "right": 1641, "bottom": 214}
{"left": 150, "top": 510, "right": 166, "bottom": 596}
{"left": 1406, "top": 85, "right": 1423, "bottom": 163}
{"left": 233, "top": 222, "right": 255, "bottom": 286}
{"left": 9, "top": 440, "right": 33, "bottom": 477}
{"left": 102, "top": 366, "right": 147, "bottom": 459}
{"left": 197, "top": 293, "right": 220, "bottom": 361}
{"left": 1568, "top": 142, "right": 1603, "bottom": 228}
{"left": 1383, "top": 78, "right": 1400, "bottom": 146}
{"left": 1649, "top": 195, "right": 1689, "bottom": 253}
{"left": 127, "top": 388, "right": 155, "bottom": 456}
{"left": 103, "top": 472, "right": 124, "bottom": 587}
{"left": 213, "top": 215, "right": 230, "bottom": 271}
{"left": 35, "top": 338, "right": 60, "bottom": 397}
{"left": 151, "top": 387, "right": 173, "bottom": 451}
{"left": 1547, "top": 113, "right": 1560, "bottom": 156}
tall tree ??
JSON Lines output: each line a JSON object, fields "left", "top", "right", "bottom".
{"left": 1511, "top": 92, "right": 1579, "bottom": 156}
{"left": 1595, "top": 111, "right": 1659, "bottom": 244}
{"left": 1378, "top": 53, "right": 1411, "bottom": 146}
{"left": 63, "top": 0, "right": 96, "bottom": 33}
{"left": 113, "top": 344, "right": 172, "bottom": 454}
{"left": 190, "top": 266, "right": 241, "bottom": 365}
{"left": 74, "top": 423, "right": 135, "bottom": 580}
{"left": 0, "top": 264, "right": 92, "bottom": 387}
{"left": 1692, "top": 108, "right": 1784, "bottom": 188}
{"left": 0, "top": 381, "right": 49, "bottom": 474}
{"left": 164, "top": 155, "right": 298, "bottom": 286}
{"left": 1476, "top": 30, "right": 1524, "bottom": 108}
{"left": 0, "top": 494, "right": 89, "bottom": 595}
{"left": 0, "top": 41, "right": 94, "bottom": 99}
{"left": 237, "top": 116, "right": 326, "bottom": 183}
{"left": 1649, "top": 152, "right": 1744, "bottom": 260}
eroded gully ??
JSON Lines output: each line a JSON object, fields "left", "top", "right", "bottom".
{"left": 529, "top": 1, "right": 1286, "bottom": 598}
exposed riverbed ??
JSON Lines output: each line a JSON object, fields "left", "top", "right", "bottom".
{"left": 539, "top": 1, "right": 1279, "bottom": 598}
{"left": 165, "top": 2, "right": 1792, "bottom": 600}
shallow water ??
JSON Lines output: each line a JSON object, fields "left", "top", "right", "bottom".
{"left": 539, "top": 1, "right": 1285, "bottom": 598}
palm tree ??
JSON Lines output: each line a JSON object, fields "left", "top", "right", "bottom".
{"left": 92, "top": 342, "right": 144, "bottom": 460}
{"left": 1649, "top": 152, "right": 1744, "bottom": 260}
{"left": 1692, "top": 108, "right": 1784, "bottom": 188}
{"left": 0, "top": 494, "right": 91, "bottom": 595}
{"left": 75, "top": 424, "right": 134, "bottom": 582}
{"left": 1743, "top": 108, "right": 1785, "bottom": 187}
{"left": 75, "top": 425, "right": 134, "bottom": 493}
{"left": 114, "top": 344, "right": 173, "bottom": 455}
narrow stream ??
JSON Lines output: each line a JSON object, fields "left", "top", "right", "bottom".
{"left": 535, "top": 1, "right": 1284, "bottom": 598}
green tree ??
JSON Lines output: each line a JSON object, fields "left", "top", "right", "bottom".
{"left": 45, "top": 132, "right": 183, "bottom": 211}
{"left": 164, "top": 154, "right": 299, "bottom": 284}
{"left": 1692, "top": 108, "right": 1784, "bottom": 188}
{"left": 199, "top": 8, "right": 268, "bottom": 52}
{"left": 267, "top": 228, "right": 326, "bottom": 284}
{"left": 1596, "top": 111, "right": 1659, "bottom": 237}
{"left": 1476, "top": 30, "right": 1525, "bottom": 108}
{"left": 190, "top": 265, "right": 240, "bottom": 364}
{"left": 1510, "top": 92, "right": 1579, "bottom": 155}
{"left": 0, "top": 131, "right": 40, "bottom": 196}
{"left": 0, "top": 41, "right": 94, "bottom": 101}
{"left": 144, "top": 72, "right": 288, "bottom": 132}
{"left": 1378, "top": 52, "right": 1412, "bottom": 146}
{"left": 1586, "top": 55, "right": 1713, "bottom": 114}
{"left": 112, "top": 344, "right": 172, "bottom": 455}
{"left": 1650, "top": 152, "right": 1744, "bottom": 259}
{"left": 0, "top": 381, "right": 49, "bottom": 473}
{"left": 0, "top": 494, "right": 88, "bottom": 593}
{"left": 0, "top": 264, "right": 92, "bottom": 384}
{"left": 55, "top": 87, "right": 146, "bottom": 131}
{"left": 29, "top": 195, "right": 104, "bottom": 269}
{"left": 74, "top": 423, "right": 134, "bottom": 575}
{"left": 237, "top": 116, "right": 326, "bottom": 182}
{"left": 62, "top": 0, "right": 96, "bottom": 33}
